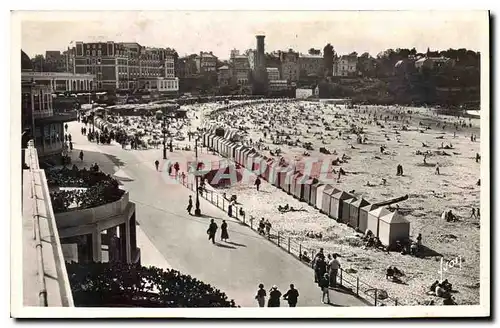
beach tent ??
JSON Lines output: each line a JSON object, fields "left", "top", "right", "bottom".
{"left": 329, "top": 191, "right": 354, "bottom": 221}
{"left": 222, "top": 139, "right": 232, "bottom": 158}
{"left": 367, "top": 207, "right": 391, "bottom": 237}
{"left": 251, "top": 154, "right": 265, "bottom": 176}
{"left": 278, "top": 167, "right": 293, "bottom": 192}
{"left": 268, "top": 162, "right": 282, "bottom": 186}
{"left": 247, "top": 151, "right": 260, "bottom": 172}
{"left": 340, "top": 197, "right": 357, "bottom": 224}
{"left": 219, "top": 137, "right": 227, "bottom": 155}
{"left": 241, "top": 148, "right": 252, "bottom": 168}
{"left": 261, "top": 158, "right": 271, "bottom": 181}
{"left": 303, "top": 178, "right": 318, "bottom": 204}
{"left": 231, "top": 144, "right": 241, "bottom": 161}
{"left": 234, "top": 145, "right": 245, "bottom": 164}
{"left": 315, "top": 184, "right": 327, "bottom": 209}
{"left": 208, "top": 135, "right": 216, "bottom": 149}
{"left": 321, "top": 186, "right": 341, "bottom": 214}
{"left": 348, "top": 198, "right": 370, "bottom": 229}
{"left": 309, "top": 181, "right": 322, "bottom": 206}
{"left": 359, "top": 204, "right": 379, "bottom": 233}
{"left": 291, "top": 172, "right": 305, "bottom": 199}
{"left": 202, "top": 133, "right": 209, "bottom": 147}
{"left": 378, "top": 211, "right": 410, "bottom": 247}
{"left": 228, "top": 143, "right": 237, "bottom": 162}
{"left": 213, "top": 136, "right": 221, "bottom": 153}
{"left": 218, "top": 138, "right": 227, "bottom": 157}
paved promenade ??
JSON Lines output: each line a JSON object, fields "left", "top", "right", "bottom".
{"left": 66, "top": 122, "right": 367, "bottom": 307}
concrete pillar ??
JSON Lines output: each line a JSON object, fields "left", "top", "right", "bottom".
{"left": 107, "top": 226, "right": 118, "bottom": 262}
{"left": 92, "top": 229, "right": 102, "bottom": 262}
{"left": 125, "top": 217, "right": 131, "bottom": 263}
{"left": 129, "top": 213, "right": 137, "bottom": 254}
{"left": 119, "top": 223, "right": 127, "bottom": 263}
{"left": 78, "top": 234, "right": 93, "bottom": 263}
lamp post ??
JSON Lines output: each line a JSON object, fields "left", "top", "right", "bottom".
{"left": 194, "top": 136, "right": 201, "bottom": 216}
{"left": 162, "top": 114, "right": 167, "bottom": 160}
{"left": 30, "top": 81, "right": 36, "bottom": 146}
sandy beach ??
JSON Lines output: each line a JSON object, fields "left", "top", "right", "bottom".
{"left": 201, "top": 101, "right": 481, "bottom": 305}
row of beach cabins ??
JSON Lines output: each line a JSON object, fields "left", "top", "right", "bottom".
{"left": 202, "top": 129, "right": 411, "bottom": 249}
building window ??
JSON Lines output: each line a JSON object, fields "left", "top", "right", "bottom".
{"left": 98, "top": 50, "right": 102, "bottom": 56}
{"left": 86, "top": 50, "right": 90, "bottom": 56}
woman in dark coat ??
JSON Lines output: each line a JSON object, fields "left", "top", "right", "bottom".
{"left": 268, "top": 286, "right": 282, "bottom": 307}
{"left": 221, "top": 220, "right": 229, "bottom": 241}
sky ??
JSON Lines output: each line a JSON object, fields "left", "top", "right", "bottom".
{"left": 17, "top": 11, "right": 487, "bottom": 59}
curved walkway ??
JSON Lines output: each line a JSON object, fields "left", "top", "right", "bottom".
{"left": 66, "top": 121, "right": 366, "bottom": 307}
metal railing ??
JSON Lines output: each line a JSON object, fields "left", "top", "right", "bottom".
{"left": 175, "top": 173, "right": 398, "bottom": 306}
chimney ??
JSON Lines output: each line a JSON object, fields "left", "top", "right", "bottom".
{"left": 256, "top": 35, "right": 265, "bottom": 55}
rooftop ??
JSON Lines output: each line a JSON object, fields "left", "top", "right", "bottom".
{"left": 299, "top": 54, "right": 323, "bottom": 58}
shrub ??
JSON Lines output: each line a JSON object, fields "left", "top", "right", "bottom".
{"left": 66, "top": 262, "right": 238, "bottom": 308}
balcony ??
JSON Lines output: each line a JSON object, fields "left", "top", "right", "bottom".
{"left": 19, "top": 141, "right": 74, "bottom": 309}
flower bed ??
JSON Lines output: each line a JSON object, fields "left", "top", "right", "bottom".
{"left": 48, "top": 167, "right": 124, "bottom": 214}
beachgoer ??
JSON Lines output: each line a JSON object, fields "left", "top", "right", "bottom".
{"left": 319, "top": 273, "right": 330, "bottom": 304}
{"left": 220, "top": 220, "right": 229, "bottom": 241}
{"left": 329, "top": 254, "right": 341, "bottom": 287}
{"left": 79, "top": 150, "right": 84, "bottom": 162}
{"left": 255, "top": 177, "right": 261, "bottom": 191}
{"left": 206, "top": 219, "right": 218, "bottom": 244}
{"left": 187, "top": 195, "right": 193, "bottom": 215}
{"left": 268, "top": 286, "right": 282, "bottom": 307}
{"left": 283, "top": 284, "right": 299, "bottom": 307}
{"left": 255, "top": 284, "right": 266, "bottom": 307}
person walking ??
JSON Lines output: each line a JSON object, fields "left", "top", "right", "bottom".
{"left": 255, "top": 177, "right": 261, "bottom": 191}
{"left": 255, "top": 284, "right": 266, "bottom": 308}
{"left": 220, "top": 220, "right": 229, "bottom": 242}
{"left": 79, "top": 150, "right": 84, "bottom": 162}
{"left": 328, "top": 254, "right": 341, "bottom": 288}
{"left": 319, "top": 273, "right": 330, "bottom": 304}
{"left": 265, "top": 219, "right": 272, "bottom": 236}
{"left": 187, "top": 195, "right": 193, "bottom": 215}
{"left": 268, "top": 286, "right": 282, "bottom": 307}
{"left": 174, "top": 162, "right": 180, "bottom": 176}
{"left": 168, "top": 163, "right": 173, "bottom": 176}
{"left": 435, "top": 162, "right": 440, "bottom": 175}
{"left": 69, "top": 141, "right": 73, "bottom": 151}
{"left": 154, "top": 160, "right": 159, "bottom": 171}
{"left": 207, "top": 219, "right": 218, "bottom": 244}
{"left": 283, "top": 284, "right": 299, "bottom": 307}
{"left": 314, "top": 256, "right": 327, "bottom": 285}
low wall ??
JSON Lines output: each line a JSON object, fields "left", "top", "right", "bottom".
{"left": 55, "top": 192, "right": 130, "bottom": 232}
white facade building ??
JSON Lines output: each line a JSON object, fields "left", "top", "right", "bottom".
{"left": 266, "top": 67, "right": 280, "bottom": 81}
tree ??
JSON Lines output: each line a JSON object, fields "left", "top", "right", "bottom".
{"left": 308, "top": 48, "right": 321, "bottom": 55}
{"left": 66, "top": 262, "right": 238, "bottom": 307}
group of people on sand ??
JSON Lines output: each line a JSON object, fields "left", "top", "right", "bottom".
{"left": 255, "top": 283, "right": 300, "bottom": 307}
{"left": 428, "top": 279, "right": 457, "bottom": 305}
{"left": 257, "top": 218, "right": 272, "bottom": 236}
